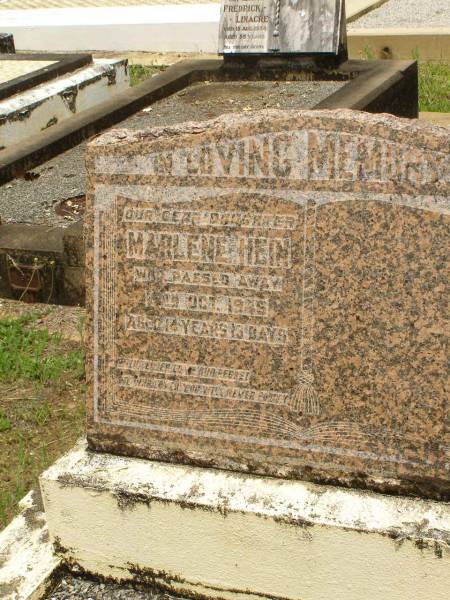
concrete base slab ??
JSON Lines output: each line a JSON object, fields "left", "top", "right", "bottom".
{"left": 346, "top": 0, "right": 389, "bottom": 23}
{"left": 40, "top": 440, "right": 450, "bottom": 600}
{"left": 420, "top": 111, "right": 450, "bottom": 128}
{"left": 0, "top": 58, "right": 129, "bottom": 153}
{"left": 348, "top": 27, "right": 450, "bottom": 60}
{"left": 0, "top": 491, "right": 60, "bottom": 600}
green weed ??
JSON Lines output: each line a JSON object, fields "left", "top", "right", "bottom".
{"left": 0, "top": 312, "right": 86, "bottom": 529}
{"left": 0, "top": 412, "right": 11, "bottom": 432}
{"left": 129, "top": 64, "right": 166, "bottom": 86}
{"left": 362, "top": 42, "right": 376, "bottom": 60}
{"left": 0, "top": 314, "right": 84, "bottom": 384}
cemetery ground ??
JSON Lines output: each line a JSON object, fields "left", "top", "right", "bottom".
{"left": 0, "top": 300, "right": 85, "bottom": 529}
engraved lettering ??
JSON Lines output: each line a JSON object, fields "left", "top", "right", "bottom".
{"left": 146, "top": 290, "right": 269, "bottom": 317}
{"left": 125, "top": 314, "right": 289, "bottom": 345}
{"left": 116, "top": 358, "right": 251, "bottom": 384}
{"left": 123, "top": 207, "right": 297, "bottom": 230}
{"left": 126, "top": 230, "right": 291, "bottom": 268}
{"left": 119, "top": 372, "right": 290, "bottom": 408}
{"left": 96, "top": 130, "right": 449, "bottom": 187}
{"left": 159, "top": 267, "right": 283, "bottom": 292}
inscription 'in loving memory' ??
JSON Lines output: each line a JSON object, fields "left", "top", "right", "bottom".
{"left": 98, "top": 130, "right": 448, "bottom": 186}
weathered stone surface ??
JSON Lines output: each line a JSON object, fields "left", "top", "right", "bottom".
{"left": 85, "top": 109, "right": 449, "bottom": 499}
{"left": 218, "top": 0, "right": 344, "bottom": 54}
{"left": 0, "top": 490, "right": 59, "bottom": 600}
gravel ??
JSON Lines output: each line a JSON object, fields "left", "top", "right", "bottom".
{"left": 122, "top": 80, "right": 346, "bottom": 129}
{"left": 0, "top": 79, "right": 345, "bottom": 226}
{"left": 47, "top": 574, "right": 185, "bottom": 600}
{"left": 349, "top": 0, "right": 450, "bottom": 29}
{"left": 0, "top": 141, "right": 87, "bottom": 227}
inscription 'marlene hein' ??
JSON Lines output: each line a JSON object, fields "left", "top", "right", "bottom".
{"left": 126, "top": 230, "right": 292, "bottom": 268}
{"left": 87, "top": 110, "right": 449, "bottom": 498}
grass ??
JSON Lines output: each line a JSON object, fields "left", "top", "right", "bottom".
{"left": 418, "top": 60, "right": 450, "bottom": 113}
{"left": 129, "top": 63, "right": 166, "bottom": 86}
{"left": 361, "top": 45, "right": 450, "bottom": 113}
{"left": 0, "top": 314, "right": 84, "bottom": 383}
{"left": 0, "top": 312, "right": 85, "bottom": 529}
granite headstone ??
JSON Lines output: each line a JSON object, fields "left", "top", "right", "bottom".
{"left": 86, "top": 110, "right": 449, "bottom": 499}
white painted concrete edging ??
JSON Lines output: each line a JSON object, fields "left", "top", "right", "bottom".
{"left": 1, "top": 5, "right": 221, "bottom": 53}
{"left": 0, "top": 491, "right": 60, "bottom": 600}
{"left": 40, "top": 440, "right": 450, "bottom": 600}
{"left": 0, "top": 58, "right": 129, "bottom": 153}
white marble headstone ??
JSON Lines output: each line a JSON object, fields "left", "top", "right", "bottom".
{"left": 218, "top": 0, "right": 345, "bottom": 55}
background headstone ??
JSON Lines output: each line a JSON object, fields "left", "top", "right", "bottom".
{"left": 0, "top": 33, "right": 15, "bottom": 54}
{"left": 219, "top": 0, "right": 345, "bottom": 54}
{"left": 86, "top": 110, "right": 449, "bottom": 499}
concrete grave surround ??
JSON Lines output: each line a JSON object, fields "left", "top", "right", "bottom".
{"left": 0, "top": 53, "right": 92, "bottom": 102}
{"left": 85, "top": 109, "right": 449, "bottom": 499}
{"left": 0, "top": 60, "right": 56, "bottom": 85}
{"left": 0, "top": 58, "right": 129, "bottom": 153}
{"left": 0, "top": 491, "right": 59, "bottom": 600}
{"left": 40, "top": 440, "right": 450, "bottom": 600}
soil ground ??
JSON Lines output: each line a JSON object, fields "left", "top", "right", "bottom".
{"left": 0, "top": 299, "right": 85, "bottom": 529}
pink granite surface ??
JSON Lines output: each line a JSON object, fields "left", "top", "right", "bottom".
{"left": 85, "top": 109, "right": 449, "bottom": 499}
